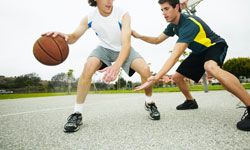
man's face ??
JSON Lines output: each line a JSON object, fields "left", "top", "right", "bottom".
{"left": 96, "top": 0, "right": 113, "bottom": 16}
{"left": 160, "top": 2, "right": 180, "bottom": 23}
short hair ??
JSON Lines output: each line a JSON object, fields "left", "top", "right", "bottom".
{"left": 88, "top": 0, "right": 97, "bottom": 7}
{"left": 158, "top": 0, "right": 181, "bottom": 12}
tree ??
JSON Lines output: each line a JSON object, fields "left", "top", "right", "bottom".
{"left": 0, "top": 76, "right": 16, "bottom": 89}
{"left": 3, "top": 73, "right": 42, "bottom": 93}
{"left": 115, "top": 77, "right": 127, "bottom": 90}
{"left": 94, "top": 82, "right": 108, "bottom": 90}
{"left": 223, "top": 57, "right": 250, "bottom": 78}
{"left": 13, "top": 73, "right": 42, "bottom": 92}
{"left": 14, "top": 73, "right": 41, "bottom": 88}
{"left": 127, "top": 81, "right": 132, "bottom": 89}
{"left": 50, "top": 73, "right": 67, "bottom": 92}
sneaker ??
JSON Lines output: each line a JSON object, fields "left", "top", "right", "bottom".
{"left": 64, "top": 113, "right": 83, "bottom": 133}
{"left": 236, "top": 106, "right": 250, "bottom": 131}
{"left": 176, "top": 99, "right": 198, "bottom": 110}
{"left": 145, "top": 102, "right": 160, "bottom": 120}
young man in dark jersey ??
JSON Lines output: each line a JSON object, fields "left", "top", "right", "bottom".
{"left": 132, "top": 0, "right": 250, "bottom": 131}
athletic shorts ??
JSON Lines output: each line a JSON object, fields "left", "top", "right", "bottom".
{"left": 176, "top": 42, "right": 228, "bottom": 83}
{"left": 88, "top": 46, "right": 142, "bottom": 76}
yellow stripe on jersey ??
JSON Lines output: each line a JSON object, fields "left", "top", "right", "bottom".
{"left": 188, "top": 17, "right": 215, "bottom": 47}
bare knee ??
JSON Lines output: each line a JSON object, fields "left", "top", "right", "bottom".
{"left": 139, "top": 66, "right": 151, "bottom": 79}
{"left": 172, "top": 73, "right": 184, "bottom": 83}
{"left": 81, "top": 62, "right": 98, "bottom": 81}
{"left": 204, "top": 60, "right": 219, "bottom": 75}
{"left": 130, "top": 58, "right": 151, "bottom": 79}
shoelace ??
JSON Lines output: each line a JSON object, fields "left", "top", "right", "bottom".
{"left": 241, "top": 109, "right": 248, "bottom": 120}
{"left": 236, "top": 106, "right": 248, "bottom": 120}
{"left": 150, "top": 105, "right": 158, "bottom": 113}
{"left": 182, "top": 100, "right": 192, "bottom": 106}
{"left": 67, "top": 114, "right": 79, "bottom": 123}
{"left": 184, "top": 100, "right": 190, "bottom": 104}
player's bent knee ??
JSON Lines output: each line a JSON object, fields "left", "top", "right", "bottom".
{"left": 204, "top": 61, "right": 218, "bottom": 74}
{"left": 139, "top": 66, "right": 151, "bottom": 78}
{"left": 82, "top": 62, "right": 96, "bottom": 78}
{"left": 172, "top": 73, "right": 184, "bottom": 83}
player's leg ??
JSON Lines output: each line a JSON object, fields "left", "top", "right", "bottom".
{"left": 76, "top": 57, "right": 102, "bottom": 104}
{"left": 64, "top": 57, "right": 102, "bottom": 133}
{"left": 172, "top": 72, "right": 198, "bottom": 110}
{"left": 174, "top": 53, "right": 204, "bottom": 110}
{"left": 121, "top": 47, "right": 160, "bottom": 120}
{"left": 64, "top": 46, "right": 108, "bottom": 133}
{"left": 172, "top": 72, "right": 194, "bottom": 100}
{"left": 204, "top": 60, "right": 250, "bottom": 131}
{"left": 204, "top": 60, "right": 250, "bottom": 105}
{"left": 130, "top": 57, "right": 160, "bottom": 120}
{"left": 130, "top": 58, "right": 152, "bottom": 97}
{"left": 203, "top": 42, "right": 250, "bottom": 131}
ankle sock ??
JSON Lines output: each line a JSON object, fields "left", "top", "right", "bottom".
{"left": 74, "top": 103, "right": 84, "bottom": 114}
{"left": 145, "top": 96, "right": 154, "bottom": 104}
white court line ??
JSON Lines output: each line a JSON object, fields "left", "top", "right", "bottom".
{"left": 0, "top": 106, "right": 73, "bottom": 118}
{"left": 0, "top": 95, "right": 145, "bottom": 118}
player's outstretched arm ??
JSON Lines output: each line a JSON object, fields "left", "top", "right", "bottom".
{"left": 132, "top": 31, "right": 168, "bottom": 44}
{"left": 134, "top": 43, "right": 188, "bottom": 91}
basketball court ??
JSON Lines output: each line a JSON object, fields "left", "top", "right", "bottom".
{"left": 2, "top": 0, "right": 249, "bottom": 149}
{"left": 0, "top": 91, "right": 249, "bottom": 149}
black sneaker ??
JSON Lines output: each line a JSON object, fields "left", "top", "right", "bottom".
{"left": 176, "top": 99, "right": 198, "bottom": 110}
{"left": 64, "top": 113, "right": 83, "bottom": 133}
{"left": 145, "top": 102, "right": 160, "bottom": 120}
{"left": 236, "top": 106, "right": 250, "bottom": 131}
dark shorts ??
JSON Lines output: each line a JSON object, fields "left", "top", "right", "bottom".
{"left": 176, "top": 42, "right": 228, "bottom": 83}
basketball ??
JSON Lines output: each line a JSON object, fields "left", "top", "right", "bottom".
{"left": 33, "top": 36, "right": 69, "bottom": 66}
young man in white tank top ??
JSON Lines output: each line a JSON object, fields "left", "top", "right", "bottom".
{"left": 44, "top": 0, "right": 160, "bottom": 132}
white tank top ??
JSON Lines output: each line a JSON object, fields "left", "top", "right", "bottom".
{"left": 87, "top": 6, "right": 127, "bottom": 51}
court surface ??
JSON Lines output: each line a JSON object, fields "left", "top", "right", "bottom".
{"left": 0, "top": 91, "right": 250, "bottom": 149}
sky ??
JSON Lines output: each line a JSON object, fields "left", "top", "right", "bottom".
{"left": 0, "top": 0, "right": 250, "bottom": 82}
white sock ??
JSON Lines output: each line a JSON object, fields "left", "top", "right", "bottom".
{"left": 73, "top": 103, "right": 84, "bottom": 114}
{"left": 145, "top": 96, "right": 154, "bottom": 104}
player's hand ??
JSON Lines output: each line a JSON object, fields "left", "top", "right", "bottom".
{"left": 159, "top": 75, "right": 172, "bottom": 83}
{"left": 133, "top": 80, "right": 154, "bottom": 91}
{"left": 147, "top": 75, "right": 159, "bottom": 83}
{"left": 134, "top": 76, "right": 158, "bottom": 91}
{"left": 42, "top": 32, "right": 69, "bottom": 41}
{"left": 131, "top": 30, "right": 141, "bottom": 39}
{"left": 180, "top": 0, "right": 188, "bottom": 9}
{"left": 99, "top": 65, "right": 120, "bottom": 83}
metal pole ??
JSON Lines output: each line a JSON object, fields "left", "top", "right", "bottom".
{"left": 202, "top": 73, "right": 208, "bottom": 93}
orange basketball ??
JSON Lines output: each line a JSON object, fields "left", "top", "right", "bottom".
{"left": 33, "top": 36, "right": 69, "bottom": 66}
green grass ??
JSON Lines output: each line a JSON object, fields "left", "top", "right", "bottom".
{"left": 0, "top": 92, "right": 70, "bottom": 100}
{"left": 153, "top": 85, "right": 223, "bottom": 92}
{"left": 1, "top": 83, "right": 249, "bottom": 100}
{"left": 91, "top": 84, "right": 250, "bottom": 93}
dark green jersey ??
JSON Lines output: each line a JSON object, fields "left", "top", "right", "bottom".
{"left": 163, "top": 14, "right": 226, "bottom": 54}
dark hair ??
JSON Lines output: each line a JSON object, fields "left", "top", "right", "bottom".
{"left": 158, "top": 0, "right": 181, "bottom": 12}
{"left": 88, "top": 0, "right": 97, "bottom": 7}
